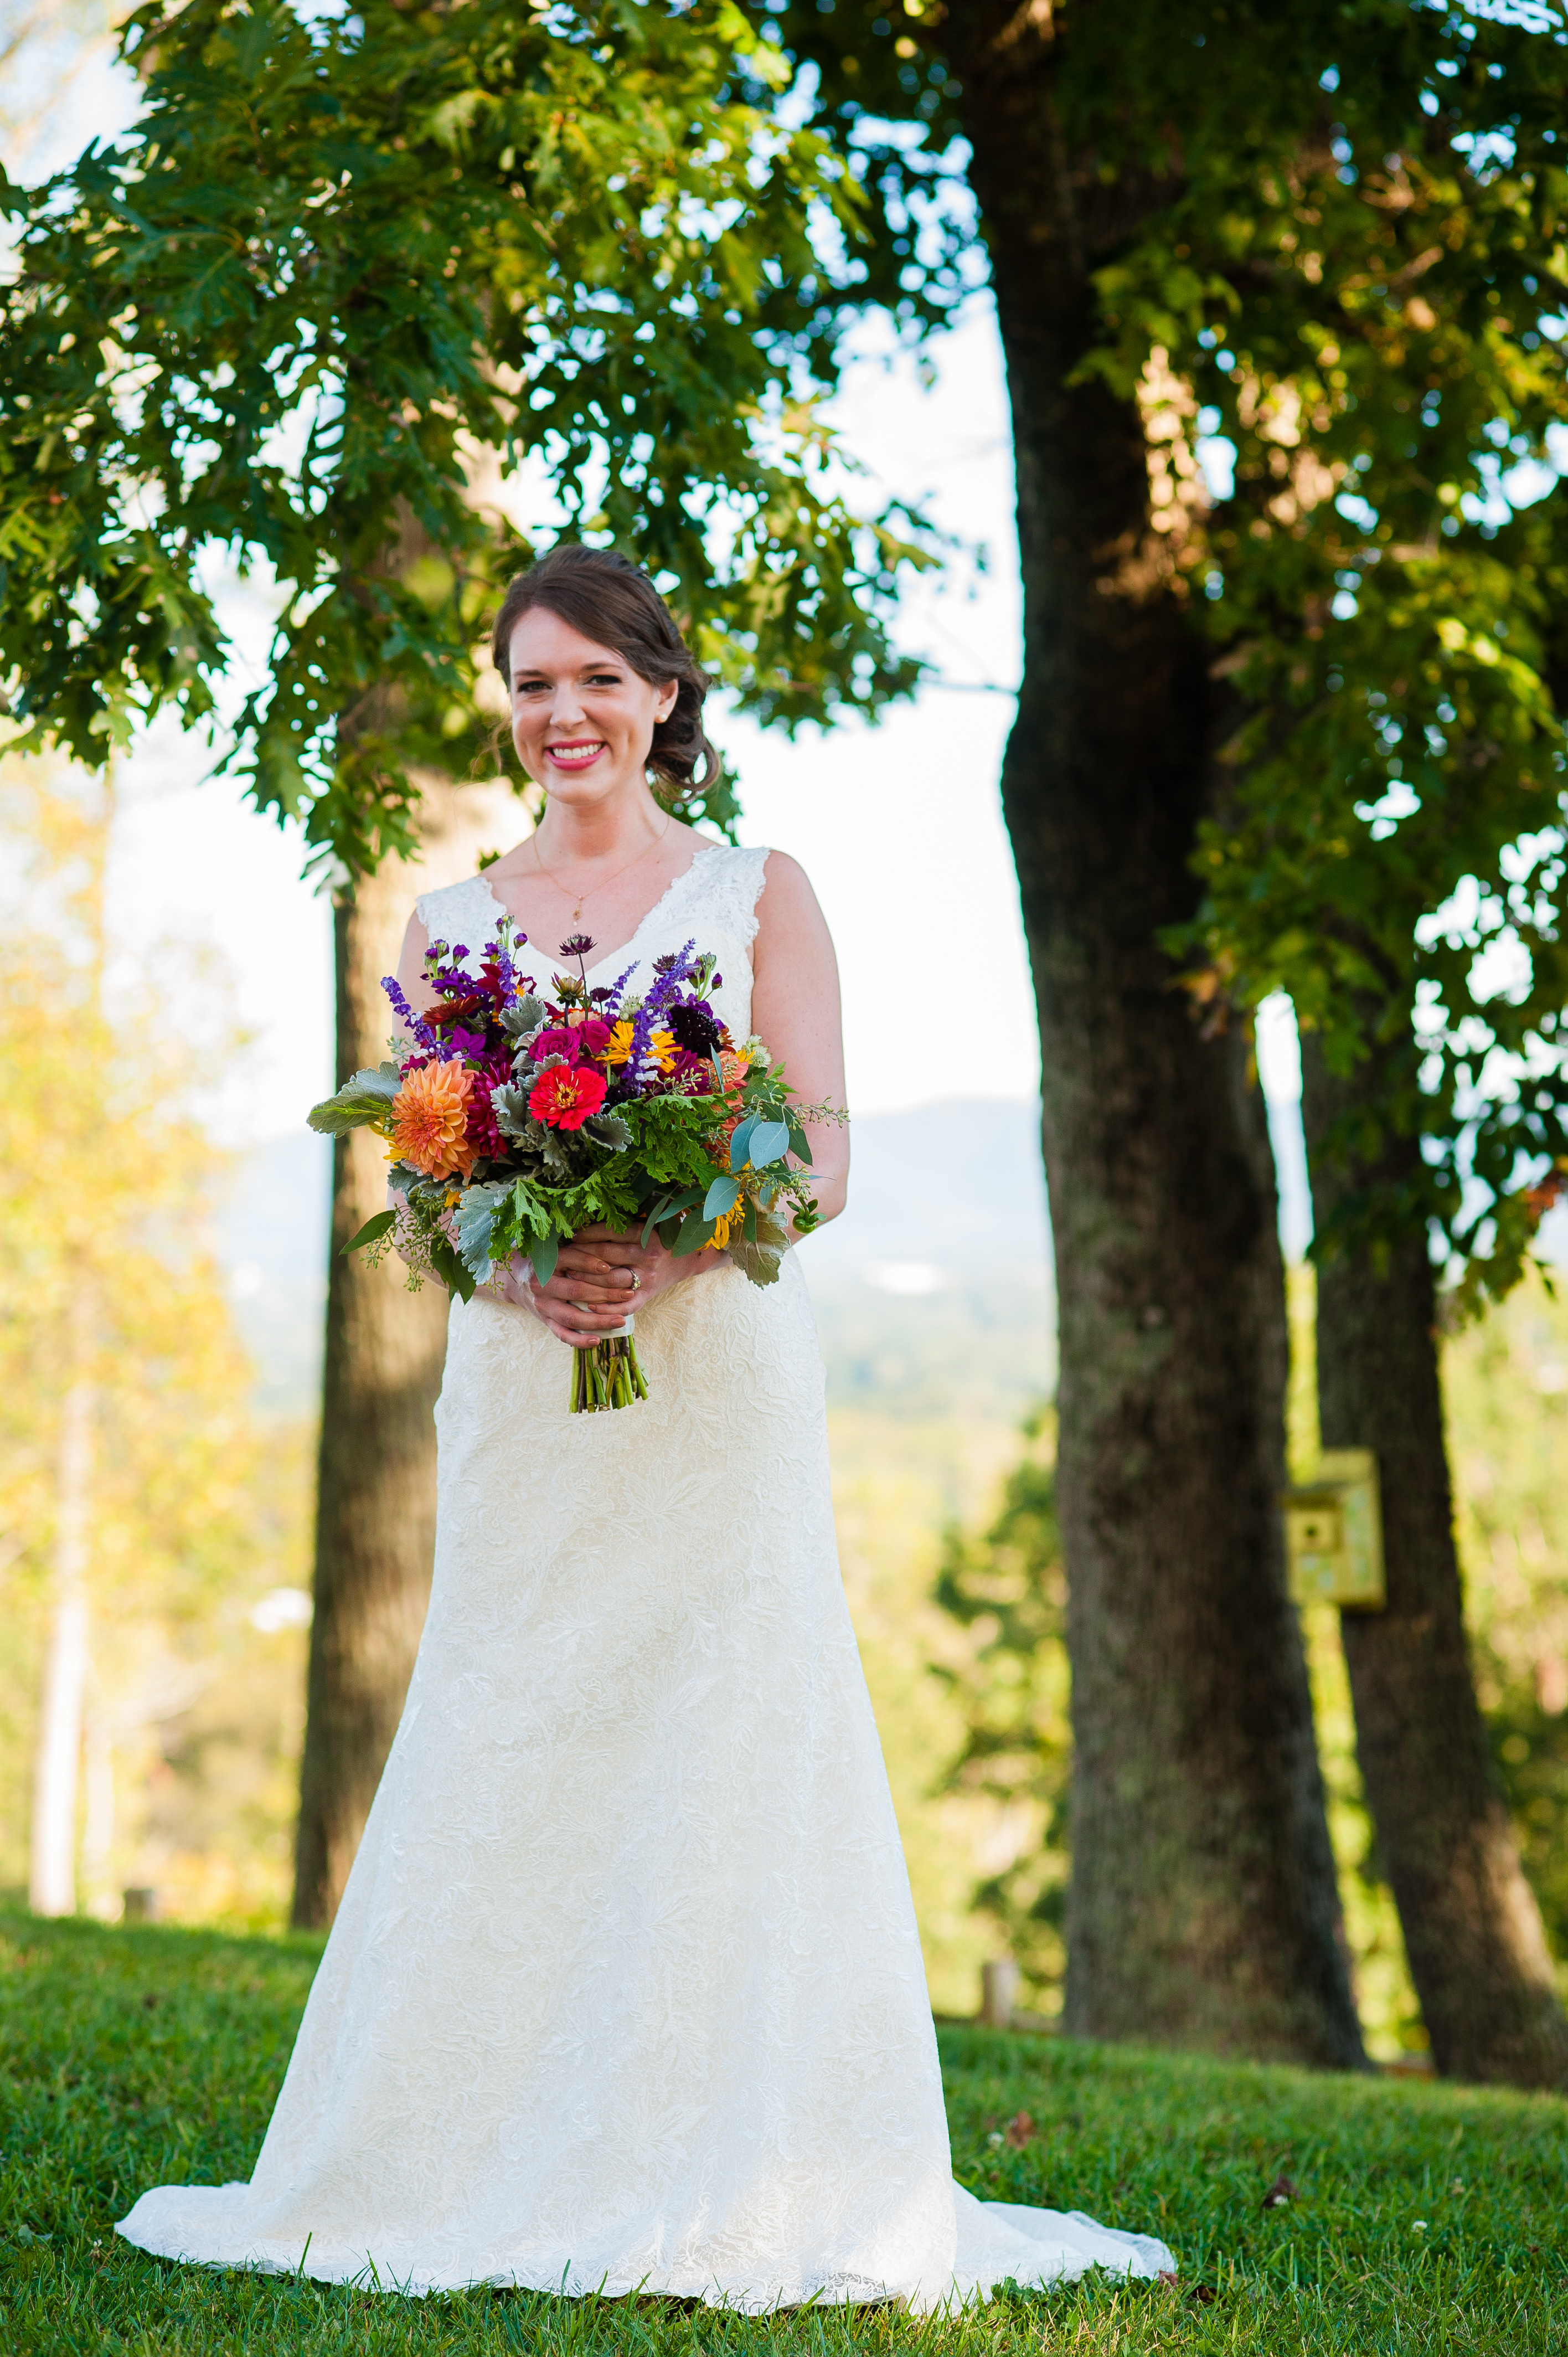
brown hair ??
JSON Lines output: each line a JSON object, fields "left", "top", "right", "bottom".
{"left": 489, "top": 545, "right": 719, "bottom": 791}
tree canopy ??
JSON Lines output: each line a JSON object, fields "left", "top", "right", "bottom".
{"left": 751, "top": 0, "right": 1568, "bottom": 1297}
{"left": 0, "top": 0, "right": 933, "bottom": 872}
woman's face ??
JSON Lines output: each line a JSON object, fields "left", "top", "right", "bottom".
{"left": 507, "top": 606, "right": 677, "bottom": 806}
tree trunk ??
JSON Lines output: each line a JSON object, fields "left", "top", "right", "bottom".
{"left": 1302, "top": 1033, "right": 1568, "bottom": 2087}
{"left": 292, "top": 774, "right": 526, "bottom": 1928}
{"left": 947, "top": 8, "right": 1364, "bottom": 2063}
{"left": 30, "top": 1318, "right": 94, "bottom": 1918}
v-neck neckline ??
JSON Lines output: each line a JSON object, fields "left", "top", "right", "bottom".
{"left": 477, "top": 844, "right": 720, "bottom": 980}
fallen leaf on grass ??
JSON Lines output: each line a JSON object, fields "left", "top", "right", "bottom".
{"left": 1261, "top": 2173, "right": 1297, "bottom": 2209}
{"left": 1005, "top": 2111, "right": 1035, "bottom": 2148}
{"left": 1187, "top": 2283, "right": 1216, "bottom": 2305}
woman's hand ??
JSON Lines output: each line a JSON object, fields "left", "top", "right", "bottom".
{"left": 489, "top": 1221, "right": 716, "bottom": 1346}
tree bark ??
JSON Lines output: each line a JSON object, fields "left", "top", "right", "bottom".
{"left": 292, "top": 774, "right": 525, "bottom": 1929}
{"left": 1302, "top": 1033, "right": 1568, "bottom": 2087}
{"left": 946, "top": 7, "right": 1364, "bottom": 2063}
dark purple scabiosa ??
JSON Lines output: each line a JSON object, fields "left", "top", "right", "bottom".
{"left": 667, "top": 1000, "right": 724, "bottom": 1056}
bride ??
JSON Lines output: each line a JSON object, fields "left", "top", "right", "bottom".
{"left": 118, "top": 545, "right": 1174, "bottom": 2310}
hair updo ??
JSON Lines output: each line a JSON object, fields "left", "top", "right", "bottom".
{"left": 489, "top": 545, "right": 719, "bottom": 792}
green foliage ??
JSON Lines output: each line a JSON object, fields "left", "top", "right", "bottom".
{"left": 1443, "top": 1262, "right": 1568, "bottom": 1963}
{"left": 0, "top": 0, "right": 936, "bottom": 875}
{"left": 4, "top": 1908, "right": 1568, "bottom": 2353}
{"left": 755, "top": 0, "right": 1568, "bottom": 1299}
{"left": 930, "top": 1411, "right": 1071, "bottom": 2007}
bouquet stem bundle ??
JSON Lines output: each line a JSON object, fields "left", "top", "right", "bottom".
{"left": 571, "top": 1328, "right": 649, "bottom": 1413}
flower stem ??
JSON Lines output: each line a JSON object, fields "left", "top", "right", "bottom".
{"left": 569, "top": 1327, "right": 649, "bottom": 1414}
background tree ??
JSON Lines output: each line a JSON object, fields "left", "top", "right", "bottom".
{"left": 754, "top": 0, "right": 1363, "bottom": 2066}
{"left": 0, "top": 0, "right": 938, "bottom": 1921}
{"left": 0, "top": 755, "right": 293, "bottom": 1918}
{"left": 1142, "top": 13, "right": 1568, "bottom": 2087}
{"left": 754, "top": 0, "right": 1568, "bottom": 2086}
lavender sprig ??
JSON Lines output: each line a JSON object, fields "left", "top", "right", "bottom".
{"left": 382, "top": 974, "right": 439, "bottom": 1054}
{"left": 627, "top": 939, "right": 698, "bottom": 1088}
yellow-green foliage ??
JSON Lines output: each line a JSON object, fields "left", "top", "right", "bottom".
{"left": 0, "top": 758, "right": 313, "bottom": 1922}
{"left": 1445, "top": 1265, "right": 1568, "bottom": 1968}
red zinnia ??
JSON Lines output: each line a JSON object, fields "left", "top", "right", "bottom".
{"left": 529, "top": 1063, "right": 608, "bottom": 1130}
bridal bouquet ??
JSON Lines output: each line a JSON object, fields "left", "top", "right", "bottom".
{"left": 308, "top": 922, "right": 823, "bottom": 1412}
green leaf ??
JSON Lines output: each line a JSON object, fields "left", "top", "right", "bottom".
{"left": 307, "top": 1064, "right": 401, "bottom": 1135}
{"left": 530, "top": 1232, "right": 560, "bottom": 1287}
{"left": 429, "top": 1237, "right": 476, "bottom": 1304}
{"left": 728, "top": 1111, "right": 761, "bottom": 1171}
{"left": 671, "top": 1211, "right": 716, "bottom": 1258}
{"left": 747, "top": 1119, "right": 790, "bottom": 1169}
{"left": 341, "top": 1208, "right": 396, "bottom": 1255}
{"left": 703, "top": 1174, "right": 741, "bottom": 1220}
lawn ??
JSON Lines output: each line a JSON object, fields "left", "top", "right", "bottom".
{"left": 1, "top": 1908, "right": 1564, "bottom": 2353}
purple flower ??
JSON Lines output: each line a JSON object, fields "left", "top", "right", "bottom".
{"left": 667, "top": 1000, "right": 723, "bottom": 1056}
{"left": 382, "top": 974, "right": 439, "bottom": 1052}
{"left": 626, "top": 939, "right": 697, "bottom": 1087}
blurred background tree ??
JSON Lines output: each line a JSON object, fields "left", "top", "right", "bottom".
{"left": 937, "top": 1258, "right": 1568, "bottom": 2061}
{"left": 0, "top": 756, "right": 314, "bottom": 1923}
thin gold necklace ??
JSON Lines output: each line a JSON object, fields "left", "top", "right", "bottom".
{"left": 530, "top": 812, "right": 671, "bottom": 928}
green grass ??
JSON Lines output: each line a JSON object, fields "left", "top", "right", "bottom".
{"left": 2, "top": 1908, "right": 1565, "bottom": 2353}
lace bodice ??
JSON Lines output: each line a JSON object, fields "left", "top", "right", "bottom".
{"left": 415, "top": 843, "right": 769, "bottom": 1045}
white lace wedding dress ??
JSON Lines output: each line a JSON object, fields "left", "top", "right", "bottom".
{"left": 118, "top": 843, "right": 1174, "bottom": 2310}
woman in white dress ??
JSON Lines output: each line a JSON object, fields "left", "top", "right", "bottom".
{"left": 118, "top": 547, "right": 1174, "bottom": 2310}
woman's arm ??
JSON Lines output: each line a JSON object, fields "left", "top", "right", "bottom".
{"left": 749, "top": 850, "right": 849, "bottom": 1229}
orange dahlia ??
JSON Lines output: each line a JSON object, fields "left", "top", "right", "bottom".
{"left": 390, "top": 1060, "right": 480, "bottom": 1180}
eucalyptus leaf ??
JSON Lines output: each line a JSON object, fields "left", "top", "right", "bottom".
{"left": 728, "top": 1112, "right": 761, "bottom": 1172}
{"left": 747, "top": 1120, "right": 791, "bottom": 1169}
{"left": 703, "top": 1174, "right": 741, "bottom": 1220}
{"left": 530, "top": 1232, "right": 560, "bottom": 1287}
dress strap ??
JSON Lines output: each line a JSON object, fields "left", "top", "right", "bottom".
{"left": 414, "top": 877, "right": 502, "bottom": 975}
{"left": 689, "top": 843, "right": 770, "bottom": 947}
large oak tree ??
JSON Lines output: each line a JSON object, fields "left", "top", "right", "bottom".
{"left": 756, "top": 0, "right": 1568, "bottom": 2081}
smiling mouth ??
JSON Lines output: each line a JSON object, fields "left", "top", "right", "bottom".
{"left": 545, "top": 739, "right": 607, "bottom": 768}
